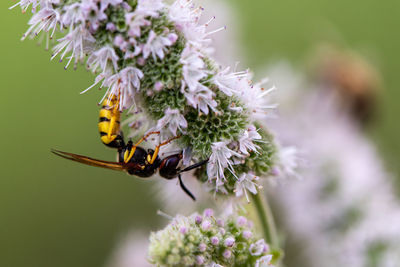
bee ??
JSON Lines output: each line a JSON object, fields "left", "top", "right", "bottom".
{"left": 52, "top": 93, "right": 208, "bottom": 201}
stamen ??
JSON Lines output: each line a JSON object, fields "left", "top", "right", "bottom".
{"left": 205, "top": 26, "right": 227, "bottom": 36}
{"left": 204, "top": 16, "right": 216, "bottom": 26}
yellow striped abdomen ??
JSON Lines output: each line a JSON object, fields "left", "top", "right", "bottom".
{"left": 98, "top": 95, "right": 125, "bottom": 149}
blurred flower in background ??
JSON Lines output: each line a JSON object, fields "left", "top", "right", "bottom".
{"left": 266, "top": 48, "right": 400, "bottom": 267}
{"left": 106, "top": 233, "right": 152, "bottom": 267}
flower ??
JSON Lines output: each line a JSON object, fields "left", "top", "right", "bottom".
{"left": 249, "top": 239, "right": 269, "bottom": 256}
{"left": 86, "top": 46, "right": 119, "bottom": 74}
{"left": 180, "top": 46, "right": 208, "bottom": 91}
{"left": 179, "top": 46, "right": 219, "bottom": 114}
{"left": 135, "top": 0, "right": 164, "bottom": 17}
{"left": 125, "top": 0, "right": 164, "bottom": 37}
{"left": 207, "top": 141, "right": 242, "bottom": 185}
{"left": 9, "top": 0, "right": 40, "bottom": 13}
{"left": 182, "top": 83, "right": 218, "bottom": 115}
{"left": 80, "top": 0, "right": 107, "bottom": 31}
{"left": 142, "top": 31, "right": 178, "bottom": 61}
{"left": 238, "top": 125, "right": 262, "bottom": 155}
{"left": 168, "top": 0, "right": 201, "bottom": 28}
{"left": 239, "top": 77, "right": 278, "bottom": 121}
{"left": 51, "top": 25, "right": 95, "bottom": 69}
{"left": 22, "top": 8, "right": 61, "bottom": 40}
{"left": 100, "top": 0, "right": 124, "bottom": 12}
{"left": 182, "top": 18, "right": 226, "bottom": 50}
{"left": 234, "top": 172, "right": 260, "bottom": 202}
{"left": 148, "top": 209, "right": 273, "bottom": 266}
{"left": 255, "top": 255, "right": 274, "bottom": 267}
{"left": 61, "top": 3, "right": 86, "bottom": 28}
{"left": 154, "top": 108, "right": 188, "bottom": 138}
{"left": 84, "top": 66, "right": 144, "bottom": 110}
{"left": 125, "top": 12, "right": 150, "bottom": 38}
{"left": 213, "top": 67, "right": 248, "bottom": 96}
{"left": 273, "top": 145, "right": 300, "bottom": 179}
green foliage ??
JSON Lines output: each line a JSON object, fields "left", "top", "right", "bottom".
{"left": 144, "top": 88, "right": 186, "bottom": 118}
{"left": 140, "top": 37, "right": 186, "bottom": 91}
{"left": 182, "top": 91, "right": 248, "bottom": 159}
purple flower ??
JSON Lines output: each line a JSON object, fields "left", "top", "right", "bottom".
{"left": 224, "top": 237, "right": 235, "bottom": 247}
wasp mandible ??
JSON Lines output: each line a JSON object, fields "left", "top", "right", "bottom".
{"left": 52, "top": 93, "right": 208, "bottom": 201}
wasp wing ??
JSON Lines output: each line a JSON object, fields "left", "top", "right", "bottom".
{"left": 51, "top": 149, "right": 141, "bottom": 172}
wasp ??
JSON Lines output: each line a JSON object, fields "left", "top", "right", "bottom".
{"left": 52, "top": 93, "right": 207, "bottom": 201}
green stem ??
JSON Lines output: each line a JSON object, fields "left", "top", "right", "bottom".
{"left": 250, "top": 193, "right": 279, "bottom": 249}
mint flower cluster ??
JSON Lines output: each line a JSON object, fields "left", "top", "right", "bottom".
{"left": 148, "top": 209, "right": 274, "bottom": 267}
{"left": 12, "top": 0, "right": 278, "bottom": 198}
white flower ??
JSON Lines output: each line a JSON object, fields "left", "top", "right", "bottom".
{"left": 125, "top": 0, "right": 163, "bottom": 37}
{"left": 213, "top": 66, "right": 249, "bottom": 96}
{"left": 61, "top": 3, "right": 86, "bottom": 28}
{"left": 180, "top": 46, "right": 208, "bottom": 91}
{"left": 87, "top": 46, "right": 119, "bottom": 74}
{"left": 125, "top": 12, "right": 152, "bottom": 37}
{"left": 238, "top": 77, "right": 277, "bottom": 121}
{"left": 22, "top": 8, "right": 61, "bottom": 40}
{"left": 155, "top": 108, "right": 188, "bottom": 138}
{"left": 182, "top": 84, "right": 217, "bottom": 115}
{"left": 84, "top": 67, "right": 143, "bottom": 110}
{"left": 255, "top": 255, "right": 273, "bottom": 267}
{"left": 81, "top": 0, "right": 107, "bottom": 31}
{"left": 249, "top": 239, "right": 269, "bottom": 256}
{"left": 207, "top": 142, "right": 242, "bottom": 188}
{"left": 234, "top": 172, "right": 260, "bottom": 202}
{"left": 136, "top": 0, "right": 164, "bottom": 17}
{"left": 214, "top": 67, "right": 276, "bottom": 120}
{"left": 100, "top": 0, "right": 123, "bottom": 12}
{"left": 169, "top": 0, "right": 224, "bottom": 50}
{"left": 274, "top": 146, "right": 300, "bottom": 179}
{"left": 51, "top": 25, "right": 95, "bottom": 69}
{"left": 182, "top": 21, "right": 225, "bottom": 50}
{"left": 179, "top": 46, "right": 218, "bottom": 114}
{"left": 9, "top": 0, "right": 40, "bottom": 13}
{"left": 142, "top": 31, "right": 178, "bottom": 61}
{"left": 169, "top": 1, "right": 225, "bottom": 50}
{"left": 168, "top": 0, "right": 202, "bottom": 28}
{"left": 238, "top": 125, "right": 262, "bottom": 155}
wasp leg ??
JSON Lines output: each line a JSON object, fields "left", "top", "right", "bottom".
{"left": 179, "top": 159, "right": 209, "bottom": 173}
{"left": 178, "top": 174, "right": 196, "bottom": 201}
{"left": 148, "top": 135, "right": 181, "bottom": 164}
{"left": 124, "top": 131, "right": 161, "bottom": 163}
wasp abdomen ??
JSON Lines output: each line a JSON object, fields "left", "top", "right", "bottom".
{"left": 98, "top": 95, "right": 124, "bottom": 149}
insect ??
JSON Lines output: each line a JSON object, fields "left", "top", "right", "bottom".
{"left": 52, "top": 93, "right": 208, "bottom": 201}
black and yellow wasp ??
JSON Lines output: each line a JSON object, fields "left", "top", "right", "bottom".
{"left": 52, "top": 93, "right": 207, "bottom": 200}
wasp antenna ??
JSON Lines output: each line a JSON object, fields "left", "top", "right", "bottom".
{"left": 178, "top": 174, "right": 196, "bottom": 201}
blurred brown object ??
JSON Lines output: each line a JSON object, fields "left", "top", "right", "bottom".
{"left": 311, "top": 46, "right": 381, "bottom": 126}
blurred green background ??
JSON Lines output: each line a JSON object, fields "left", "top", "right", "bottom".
{"left": 1, "top": 0, "right": 399, "bottom": 266}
